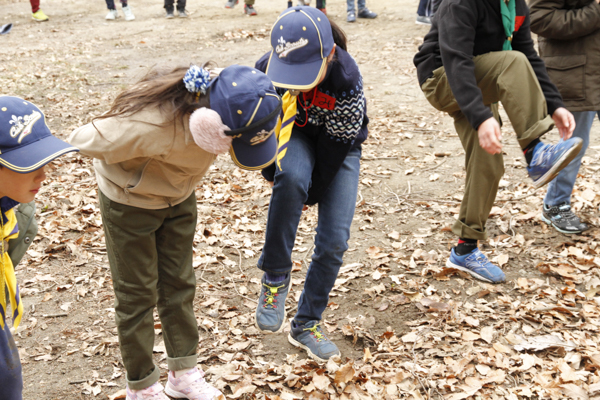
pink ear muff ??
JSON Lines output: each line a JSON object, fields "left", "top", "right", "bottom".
{"left": 189, "top": 107, "right": 232, "bottom": 155}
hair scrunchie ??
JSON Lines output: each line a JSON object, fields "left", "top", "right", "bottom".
{"left": 183, "top": 65, "right": 210, "bottom": 95}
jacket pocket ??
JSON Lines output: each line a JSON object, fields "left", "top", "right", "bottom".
{"left": 544, "top": 55, "right": 586, "bottom": 101}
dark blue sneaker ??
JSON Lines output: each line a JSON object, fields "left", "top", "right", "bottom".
{"left": 288, "top": 320, "right": 340, "bottom": 363}
{"left": 527, "top": 138, "right": 583, "bottom": 188}
{"left": 254, "top": 273, "right": 291, "bottom": 333}
{"left": 446, "top": 248, "right": 506, "bottom": 283}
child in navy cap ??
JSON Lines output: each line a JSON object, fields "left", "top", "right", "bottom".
{"left": 69, "top": 64, "right": 280, "bottom": 400}
{"left": 253, "top": 7, "right": 369, "bottom": 363}
{"left": 0, "top": 96, "right": 78, "bottom": 400}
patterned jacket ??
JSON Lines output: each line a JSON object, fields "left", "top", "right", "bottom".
{"left": 256, "top": 47, "right": 369, "bottom": 205}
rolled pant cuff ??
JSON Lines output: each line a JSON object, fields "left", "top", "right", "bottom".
{"left": 452, "top": 220, "right": 488, "bottom": 241}
{"left": 167, "top": 355, "right": 197, "bottom": 371}
{"left": 127, "top": 365, "right": 160, "bottom": 390}
{"left": 517, "top": 115, "right": 554, "bottom": 149}
{"left": 256, "top": 263, "right": 292, "bottom": 275}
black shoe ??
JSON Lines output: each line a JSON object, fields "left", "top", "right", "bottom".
{"left": 542, "top": 203, "right": 589, "bottom": 234}
{"left": 357, "top": 7, "right": 377, "bottom": 18}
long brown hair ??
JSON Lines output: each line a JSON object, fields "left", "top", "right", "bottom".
{"left": 95, "top": 63, "right": 211, "bottom": 125}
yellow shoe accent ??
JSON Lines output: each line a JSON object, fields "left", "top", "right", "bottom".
{"left": 32, "top": 10, "right": 49, "bottom": 22}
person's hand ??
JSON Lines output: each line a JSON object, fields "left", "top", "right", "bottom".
{"left": 268, "top": 181, "right": 274, "bottom": 188}
{"left": 552, "top": 107, "right": 575, "bottom": 140}
{"left": 477, "top": 117, "right": 503, "bottom": 154}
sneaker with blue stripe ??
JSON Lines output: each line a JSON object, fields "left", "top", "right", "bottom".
{"left": 527, "top": 138, "right": 583, "bottom": 188}
{"left": 446, "top": 247, "right": 506, "bottom": 284}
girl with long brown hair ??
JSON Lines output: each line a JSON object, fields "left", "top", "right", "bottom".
{"left": 69, "top": 64, "right": 281, "bottom": 400}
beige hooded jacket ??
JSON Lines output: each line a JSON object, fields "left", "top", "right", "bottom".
{"left": 69, "top": 108, "right": 216, "bottom": 209}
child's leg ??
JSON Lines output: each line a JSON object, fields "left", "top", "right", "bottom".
{"left": 30, "top": 0, "right": 40, "bottom": 13}
{"left": 258, "top": 132, "right": 316, "bottom": 277}
{"left": 99, "top": 191, "right": 165, "bottom": 391}
{"left": 105, "top": 0, "right": 116, "bottom": 10}
{"left": 0, "top": 325, "right": 22, "bottom": 400}
{"left": 154, "top": 193, "right": 198, "bottom": 372}
{"left": 544, "top": 110, "right": 595, "bottom": 207}
{"left": 450, "top": 106, "right": 504, "bottom": 240}
{"left": 120, "top": 0, "right": 128, "bottom": 6}
{"left": 164, "top": 0, "right": 174, "bottom": 12}
{"left": 294, "top": 147, "right": 361, "bottom": 323}
{"left": 175, "top": 0, "right": 186, "bottom": 11}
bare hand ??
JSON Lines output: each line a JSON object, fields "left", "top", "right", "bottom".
{"left": 477, "top": 117, "right": 503, "bottom": 154}
{"left": 552, "top": 107, "right": 575, "bottom": 140}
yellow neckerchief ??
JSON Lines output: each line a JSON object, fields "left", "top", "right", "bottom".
{"left": 275, "top": 91, "right": 298, "bottom": 171}
{"left": 0, "top": 208, "right": 22, "bottom": 329}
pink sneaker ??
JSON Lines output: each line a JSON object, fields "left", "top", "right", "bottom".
{"left": 126, "top": 382, "right": 169, "bottom": 400}
{"left": 165, "top": 368, "right": 224, "bottom": 400}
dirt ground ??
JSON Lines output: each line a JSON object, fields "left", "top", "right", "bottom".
{"left": 2, "top": 0, "right": 600, "bottom": 399}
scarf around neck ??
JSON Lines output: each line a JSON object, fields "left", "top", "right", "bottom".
{"left": 500, "top": 0, "right": 516, "bottom": 50}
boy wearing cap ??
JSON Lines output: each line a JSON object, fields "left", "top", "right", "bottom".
{"left": 253, "top": 8, "right": 368, "bottom": 363}
{"left": 413, "top": 0, "right": 582, "bottom": 284}
{"left": 0, "top": 96, "right": 78, "bottom": 400}
{"left": 69, "top": 64, "right": 280, "bottom": 400}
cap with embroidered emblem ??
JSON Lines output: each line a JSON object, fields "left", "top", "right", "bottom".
{"left": 266, "top": 6, "right": 334, "bottom": 90}
{"left": 209, "top": 65, "right": 282, "bottom": 171}
{"left": 0, "top": 96, "right": 78, "bottom": 173}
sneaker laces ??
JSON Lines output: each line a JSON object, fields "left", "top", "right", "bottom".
{"left": 556, "top": 204, "right": 579, "bottom": 221}
{"left": 262, "top": 283, "right": 284, "bottom": 309}
{"left": 304, "top": 323, "right": 327, "bottom": 342}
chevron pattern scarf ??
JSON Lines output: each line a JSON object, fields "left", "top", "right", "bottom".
{"left": 275, "top": 91, "right": 298, "bottom": 171}
{"left": 1, "top": 208, "right": 22, "bottom": 329}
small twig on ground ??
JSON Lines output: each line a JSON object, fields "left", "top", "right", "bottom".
{"left": 423, "top": 158, "right": 448, "bottom": 172}
{"left": 362, "top": 156, "right": 399, "bottom": 161}
{"left": 69, "top": 379, "right": 88, "bottom": 385}
{"left": 42, "top": 313, "right": 68, "bottom": 318}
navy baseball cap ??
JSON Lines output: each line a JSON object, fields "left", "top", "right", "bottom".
{"left": 209, "top": 65, "right": 282, "bottom": 171}
{"left": 266, "top": 7, "right": 334, "bottom": 90}
{"left": 0, "top": 96, "right": 78, "bottom": 173}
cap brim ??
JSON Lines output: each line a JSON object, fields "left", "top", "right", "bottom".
{"left": 229, "top": 130, "right": 277, "bottom": 171}
{"left": 266, "top": 50, "right": 327, "bottom": 90}
{"left": 0, "top": 135, "right": 78, "bottom": 173}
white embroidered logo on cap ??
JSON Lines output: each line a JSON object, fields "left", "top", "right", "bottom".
{"left": 250, "top": 129, "right": 274, "bottom": 145}
{"left": 9, "top": 110, "right": 41, "bottom": 144}
{"left": 275, "top": 36, "right": 309, "bottom": 58}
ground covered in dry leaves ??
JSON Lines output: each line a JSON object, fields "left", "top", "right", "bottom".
{"left": 2, "top": 0, "right": 600, "bottom": 399}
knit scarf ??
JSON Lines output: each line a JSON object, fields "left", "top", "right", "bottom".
{"left": 275, "top": 91, "right": 298, "bottom": 171}
{"left": 500, "top": 0, "right": 516, "bottom": 50}
{"left": 0, "top": 207, "right": 22, "bottom": 329}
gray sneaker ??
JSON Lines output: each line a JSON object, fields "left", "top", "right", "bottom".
{"left": 255, "top": 274, "right": 290, "bottom": 333}
{"left": 288, "top": 320, "right": 340, "bottom": 363}
{"left": 416, "top": 15, "right": 431, "bottom": 25}
{"left": 177, "top": 9, "right": 188, "bottom": 17}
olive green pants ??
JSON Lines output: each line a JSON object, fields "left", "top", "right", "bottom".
{"left": 422, "top": 51, "right": 555, "bottom": 240}
{"left": 99, "top": 191, "right": 199, "bottom": 390}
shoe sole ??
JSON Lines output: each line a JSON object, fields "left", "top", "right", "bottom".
{"left": 446, "top": 259, "right": 495, "bottom": 284}
{"left": 540, "top": 213, "right": 584, "bottom": 234}
{"left": 288, "top": 333, "right": 339, "bottom": 363}
{"left": 532, "top": 140, "right": 583, "bottom": 189}
{"left": 254, "top": 281, "right": 291, "bottom": 334}
{"left": 415, "top": 21, "right": 431, "bottom": 25}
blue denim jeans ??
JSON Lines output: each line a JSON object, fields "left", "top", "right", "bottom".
{"left": 347, "top": 0, "right": 366, "bottom": 13}
{"left": 258, "top": 130, "right": 361, "bottom": 323}
{"left": 105, "top": 0, "right": 127, "bottom": 9}
{"left": 417, "top": 0, "right": 428, "bottom": 16}
{"left": 544, "top": 111, "right": 599, "bottom": 206}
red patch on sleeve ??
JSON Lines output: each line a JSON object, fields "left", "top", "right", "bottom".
{"left": 314, "top": 91, "right": 336, "bottom": 110}
{"left": 514, "top": 16, "right": 526, "bottom": 32}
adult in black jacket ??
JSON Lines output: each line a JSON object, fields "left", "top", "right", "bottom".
{"left": 413, "top": 0, "right": 581, "bottom": 283}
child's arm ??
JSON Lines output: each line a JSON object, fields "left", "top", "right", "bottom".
{"left": 69, "top": 113, "right": 172, "bottom": 164}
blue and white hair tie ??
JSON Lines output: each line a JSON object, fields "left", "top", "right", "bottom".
{"left": 183, "top": 65, "right": 210, "bottom": 95}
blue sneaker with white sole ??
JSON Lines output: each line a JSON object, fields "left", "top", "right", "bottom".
{"left": 527, "top": 138, "right": 583, "bottom": 188}
{"left": 288, "top": 320, "right": 340, "bottom": 363}
{"left": 255, "top": 273, "right": 291, "bottom": 333}
{"left": 446, "top": 247, "right": 506, "bottom": 283}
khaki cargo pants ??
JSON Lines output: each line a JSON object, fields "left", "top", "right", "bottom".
{"left": 421, "top": 51, "right": 555, "bottom": 240}
{"left": 99, "top": 191, "right": 199, "bottom": 390}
